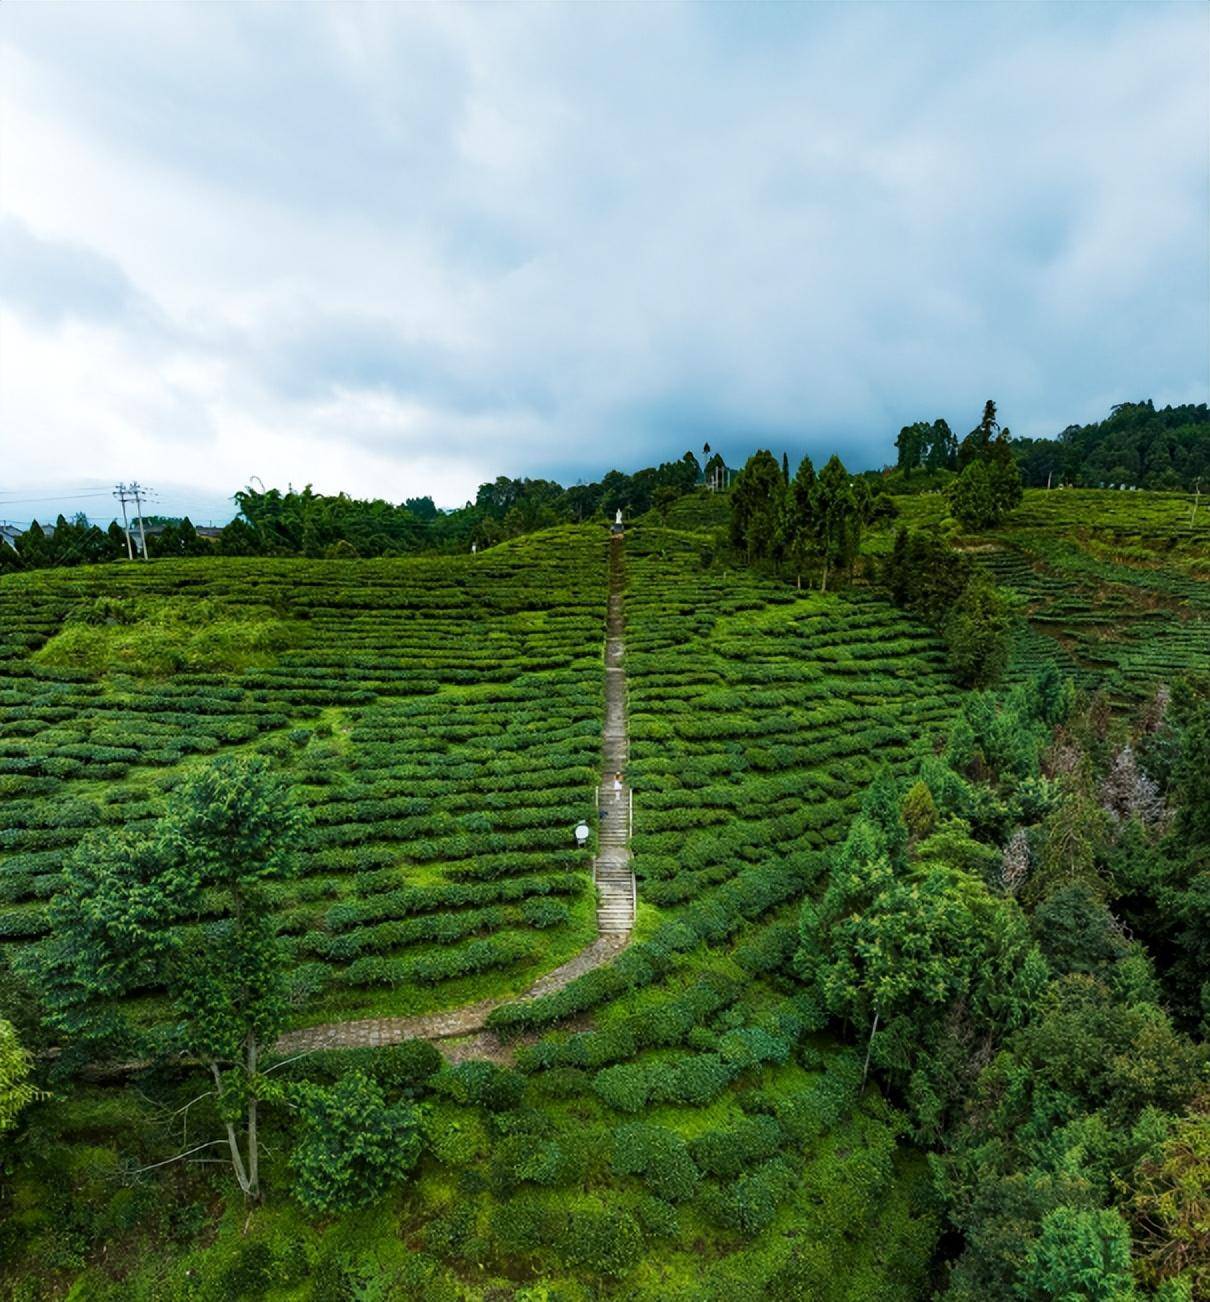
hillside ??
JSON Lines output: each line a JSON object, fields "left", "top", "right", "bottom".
{"left": 882, "top": 488, "right": 1209, "bottom": 699}
{"left": 0, "top": 487, "right": 1206, "bottom": 1300}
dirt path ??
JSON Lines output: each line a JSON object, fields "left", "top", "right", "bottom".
{"left": 274, "top": 532, "right": 634, "bottom": 1062}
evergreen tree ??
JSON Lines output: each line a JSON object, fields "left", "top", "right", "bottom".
{"left": 783, "top": 455, "right": 816, "bottom": 588}
{"left": 730, "top": 450, "right": 785, "bottom": 563}
{"left": 942, "top": 575, "right": 1017, "bottom": 687}
{"left": 926, "top": 418, "right": 957, "bottom": 470}
{"left": 811, "top": 455, "right": 858, "bottom": 591}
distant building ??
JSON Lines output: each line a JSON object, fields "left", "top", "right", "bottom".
{"left": 130, "top": 518, "right": 225, "bottom": 555}
{"left": 0, "top": 524, "right": 22, "bottom": 552}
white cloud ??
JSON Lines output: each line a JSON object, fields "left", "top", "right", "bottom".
{"left": 0, "top": 1, "right": 1206, "bottom": 519}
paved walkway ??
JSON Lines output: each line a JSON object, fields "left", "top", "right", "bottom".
{"left": 275, "top": 532, "right": 635, "bottom": 1061}
{"left": 597, "top": 535, "right": 636, "bottom": 934}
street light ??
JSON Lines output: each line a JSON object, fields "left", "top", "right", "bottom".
{"left": 574, "top": 821, "right": 590, "bottom": 848}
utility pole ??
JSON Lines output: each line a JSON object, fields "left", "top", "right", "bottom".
{"left": 130, "top": 482, "right": 151, "bottom": 560}
{"left": 1191, "top": 477, "right": 1202, "bottom": 529}
{"left": 113, "top": 484, "right": 135, "bottom": 560}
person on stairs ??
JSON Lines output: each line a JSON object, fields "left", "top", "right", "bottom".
{"left": 613, "top": 771, "right": 624, "bottom": 802}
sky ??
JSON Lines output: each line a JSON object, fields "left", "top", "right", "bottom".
{"left": 1, "top": 1, "right": 1208, "bottom": 524}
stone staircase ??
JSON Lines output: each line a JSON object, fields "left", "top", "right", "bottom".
{"left": 596, "top": 538, "right": 636, "bottom": 934}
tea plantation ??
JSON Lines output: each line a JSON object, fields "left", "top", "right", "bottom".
{"left": 884, "top": 488, "right": 1210, "bottom": 699}
{"left": 1, "top": 491, "right": 1206, "bottom": 1300}
{"left": 0, "top": 529, "right": 607, "bottom": 1025}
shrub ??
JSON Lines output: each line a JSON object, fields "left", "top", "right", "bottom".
{"left": 491, "top": 1133, "right": 579, "bottom": 1188}
{"left": 490, "top": 1194, "right": 567, "bottom": 1254}
{"left": 701, "top": 1157, "right": 797, "bottom": 1236}
{"left": 612, "top": 1123, "right": 701, "bottom": 1202}
{"left": 690, "top": 1116, "right": 785, "bottom": 1179}
{"left": 432, "top": 1060, "right": 526, "bottom": 1112}
{"left": 557, "top": 1206, "right": 643, "bottom": 1279}
{"left": 288, "top": 1072, "right": 423, "bottom": 1212}
{"left": 593, "top": 1063, "right": 650, "bottom": 1113}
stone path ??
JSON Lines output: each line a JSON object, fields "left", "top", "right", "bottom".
{"left": 597, "top": 535, "right": 637, "bottom": 933}
{"left": 274, "top": 532, "right": 635, "bottom": 1061}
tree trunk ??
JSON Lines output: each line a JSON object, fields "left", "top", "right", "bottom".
{"left": 211, "top": 1060, "right": 253, "bottom": 1195}
{"left": 860, "top": 1009, "right": 880, "bottom": 1093}
{"left": 819, "top": 559, "right": 829, "bottom": 593}
{"left": 246, "top": 1034, "right": 260, "bottom": 1199}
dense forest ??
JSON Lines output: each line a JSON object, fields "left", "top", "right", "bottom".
{"left": 891, "top": 401, "right": 1209, "bottom": 492}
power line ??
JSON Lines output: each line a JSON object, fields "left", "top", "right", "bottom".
{"left": 113, "top": 484, "right": 135, "bottom": 560}
{"left": 113, "top": 483, "right": 155, "bottom": 561}
{"left": 0, "top": 492, "right": 117, "bottom": 506}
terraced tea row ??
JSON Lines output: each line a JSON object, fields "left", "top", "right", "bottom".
{"left": 0, "top": 530, "right": 608, "bottom": 1022}
{"left": 887, "top": 489, "right": 1210, "bottom": 700}
{"left": 471, "top": 524, "right": 958, "bottom": 1292}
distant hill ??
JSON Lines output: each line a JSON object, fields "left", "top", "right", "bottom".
{"left": 1014, "top": 400, "right": 1208, "bottom": 489}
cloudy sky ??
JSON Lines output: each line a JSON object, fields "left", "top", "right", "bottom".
{"left": 1, "top": 1, "right": 1207, "bottom": 523}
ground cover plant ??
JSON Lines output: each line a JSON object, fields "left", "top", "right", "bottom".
{"left": 0, "top": 528, "right": 607, "bottom": 1027}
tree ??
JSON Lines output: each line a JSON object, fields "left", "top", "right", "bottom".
{"left": 1098, "top": 746, "right": 1164, "bottom": 826}
{"left": 1019, "top": 1206, "right": 1137, "bottom": 1301}
{"left": 811, "top": 455, "right": 858, "bottom": 591}
{"left": 861, "top": 768, "right": 908, "bottom": 870}
{"left": 942, "top": 575, "right": 1016, "bottom": 687}
{"left": 947, "top": 461, "right": 1000, "bottom": 529}
{"left": 1131, "top": 1109, "right": 1210, "bottom": 1295}
{"left": 160, "top": 757, "right": 309, "bottom": 1199}
{"left": 948, "top": 401, "right": 1023, "bottom": 528}
{"left": 730, "top": 450, "right": 784, "bottom": 563}
{"left": 31, "top": 756, "right": 308, "bottom": 1199}
{"left": 902, "top": 781, "right": 939, "bottom": 842}
{"left": 882, "top": 528, "right": 972, "bottom": 626}
{"left": 957, "top": 399, "right": 1000, "bottom": 470}
{"left": 783, "top": 455, "right": 816, "bottom": 588}
{"left": 0, "top": 1019, "right": 40, "bottom": 1134}
{"left": 895, "top": 421, "right": 931, "bottom": 476}
{"left": 653, "top": 484, "right": 681, "bottom": 522}
{"left": 289, "top": 1072, "right": 423, "bottom": 1212}
{"left": 926, "top": 418, "right": 957, "bottom": 470}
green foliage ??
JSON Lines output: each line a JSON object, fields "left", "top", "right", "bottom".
{"left": 813, "top": 454, "right": 861, "bottom": 591}
{"left": 730, "top": 450, "right": 785, "bottom": 563}
{"left": 1032, "top": 885, "right": 1129, "bottom": 978}
{"left": 1130, "top": 1109, "right": 1210, "bottom": 1296}
{"left": 34, "top": 597, "right": 298, "bottom": 677}
{"left": 1012, "top": 399, "right": 1209, "bottom": 490}
{"left": 902, "top": 779, "right": 939, "bottom": 840}
{"left": 556, "top": 1205, "right": 643, "bottom": 1279}
{"left": 432, "top": 1061, "right": 526, "bottom": 1112}
{"left": 896, "top": 418, "right": 956, "bottom": 475}
{"left": 289, "top": 1071, "right": 422, "bottom": 1212}
{"left": 701, "top": 1156, "right": 796, "bottom": 1235}
{"left": 612, "top": 1122, "right": 701, "bottom": 1202}
{"left": 942, "top": 575, "right": 1017, "bottom": 687}
{"left": 884, "top": 527, "right": 973, "bottom": 625}
{"left": 0, "top": 1017, "right": 40, "bottom": 1133}
{"left": 1018, "top": 1205, "right": 1136, "bottom": 1301}
{"left": 27, "top": 755, "right": 308, "bottom": 1196}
